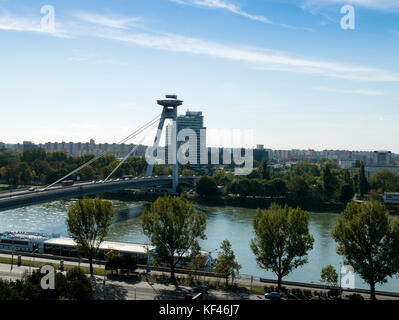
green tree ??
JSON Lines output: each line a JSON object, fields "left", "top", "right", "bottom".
{"left": 322, "top": 164, "right": 337, "bottom": 200}
{"left": 214, "top": 240, "right": 242, "bottom": 287}
{"left": 65, "top": 267, "right": 93, "bottom": 300}
{"left": 141, "top": 195, "right": 206, "bottom": 283}
{"left": 320, "top": 264, "right": 338, "bottom": 287}
{"left": 250, "top": 204, "right": 314, "bottom": 290}
{"left": 339, "top": 183, "right": 354, "bottom": 204}
{"left": 21, "top": 148, "right": 46, "bottom": 164}
{"left": 258, "top": 160, "right": 270, "bottom": 180}
{"left": 332, "top": 201, "right": 399, "bottom": 300}
{"left": 196, "top": 176, "right": 219, "bottom": 197}
{"left": 369, "top": 169, "right": 399, "bottom": 193}
{"left": 287, "top": 175, "right": 309, "bottom": 201}
{"left": 358, "top": 162, "right": 369, "bottom": 196}
{"left": 66, "top": 197, "right": 115, "bottom": 276}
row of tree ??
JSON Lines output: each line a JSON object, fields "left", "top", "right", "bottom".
{"left": 63, "top": 195, "right": 399, "bottom": 300}
{"left": 0, "top": 267, "right": 92, "bottom": 300}
{"left": 0, "top": 149, "right": 184, "bottom": 186}
{"left": 196, "top": 160, "right": 399, "bottom": 205}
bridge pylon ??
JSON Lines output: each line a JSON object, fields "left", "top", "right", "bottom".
{"left": 145, "top": 95, "right": 183, "bottom": 193}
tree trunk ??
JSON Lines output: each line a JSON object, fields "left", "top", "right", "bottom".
{"left": 89, "top": 256, "right": 94, "bottom": 277}
{"left": 277, "top": 274, "right": 282, "bottom": 291}
{"left": 225, "top": 275, "right": 229, "bottom": 288}
{"left": 170, "top": 263, "right": 176, "bottom": 284}
{"left": 370, "top": 282, "right": 376, "bottom": 300}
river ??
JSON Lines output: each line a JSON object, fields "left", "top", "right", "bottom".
{"left": 0, "top": 200, "right": 398, "bottom": 292}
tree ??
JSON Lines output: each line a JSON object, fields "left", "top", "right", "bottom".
{"left": 287, "top": 175, "right": 309, "bottom": 201}
{"left": 342, "top": 169, "right": 351, "bottom": 185}
{"left": 339, "top": 183, "right": 354, "bottom": 204}
{"left": 65, "top": 267, "right": 93, "bottom": 300}
{"left": 214, "top": 240, "right": 241, "bottom": 287}
{"left": 332, "top": 201, "right": 399, "bottom": 300}
{"left": 369, "top": 169, "right": 399, "bottom": 193}
{"left": 258, "top": 160, "right": 270, "bottom": 180}
{"left": 196, "top": 176, "right": 219, "bottom": 197}
{"left": 358, "top": 162, "right": 369, "bottom": 196}
{"left": 66, "top": 197, "right": 114, "bottom": 276}
{"left": 268, "top": 178, "right": 287, "bottom": 197}
{"left": 1, "top": 268, "right": 92, "bottom": 300}
{"left": 322, "top": 164, "right": 337, "bottom": 200}
{"left": 141, "top": 195, "right": 206, "bottom": 283}
{"left": 320, "top": 264, "right": 338, "bottom": 287}
{"left": 250, "top": 204, "right": 314, "bottom": 290}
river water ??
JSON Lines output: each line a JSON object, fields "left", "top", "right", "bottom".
{"left": 0, "top": 200, "right": 398, "bottom": 292}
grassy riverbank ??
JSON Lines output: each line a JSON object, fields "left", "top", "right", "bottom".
{"left": 97, "top": 189, "right": 399, "bottom": 215}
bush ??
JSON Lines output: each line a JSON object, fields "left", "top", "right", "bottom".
{"left": 65, "top": 267, "right": 93, "bottom": 300}
{"left": 347, "top": 293, "right": 364, "bottom": 300}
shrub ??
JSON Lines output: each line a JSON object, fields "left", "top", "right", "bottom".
{"left": 347, "top": 293, "right": 364, "bottom": 300}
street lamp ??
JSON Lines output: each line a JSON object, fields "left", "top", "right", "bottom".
{"left": 30, "top": 249, "right": 39, "bottom": 274}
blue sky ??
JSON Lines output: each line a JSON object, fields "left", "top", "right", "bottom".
{"left": 1, "top": 0, "right": 399, "bottom": 152}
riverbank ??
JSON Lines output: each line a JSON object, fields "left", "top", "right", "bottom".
{"left": 100, "top": 190, "right": 346, "bottom": 213}
{"left": 100, "top": 189, "right": 399, "bottom": 215}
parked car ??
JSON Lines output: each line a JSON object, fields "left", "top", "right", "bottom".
{"left": 193, "top": 285, "right": 209, "bottom": 294}
{"left": 264, "top": 292, "right": 282, "bottom": 300}
{"left": 287, "top": 293, "right": 300, "bottom": 300}
{"left": 184, "top": 294, "right": 194, "bottom": 300}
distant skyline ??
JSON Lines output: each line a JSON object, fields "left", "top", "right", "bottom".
{"left": 1, "top": 0, "right": 398, "bottom": 152}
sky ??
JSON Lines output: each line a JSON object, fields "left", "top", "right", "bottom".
{"left": 0, "top": 0, "right": 398, "bottom": 152}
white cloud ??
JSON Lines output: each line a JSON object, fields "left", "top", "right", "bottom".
{"left": 1, "top": 11, "right": 398, "bottom": 83}
{"left": 0, "top": 13, "right": 70, "bottom": 38}
{"left": 170, "top": 0, "right": 272, "bottom": 23}
{"left": 92, "top": 28, "right": 399, "bottom": 82}
{"left": 315, "top": 87, "right": 385, "bottom": 95}
{"left": 302, "top": 0, "right": 399, "bottom": 11}
{"left": 71, "top": 12, "right": 140, "bottom": 29}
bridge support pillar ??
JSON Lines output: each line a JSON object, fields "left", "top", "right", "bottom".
{"left": 145, "top": 95, "right": 183, "bottom": 194}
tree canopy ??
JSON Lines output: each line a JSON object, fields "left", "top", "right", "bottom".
{"left": 66, "top": 197, "right": 114, "bottom": 276}
{"left": 141, "top": 195, "right": 206, "bottom": 283}
{"left": 332, "top": 201, "right": 399, "bottom": 299}
{"left": 214, "top": 240, "right": 241, "bottom": 287}
{"left": 250, "top": 203, "right": 314, "bottom": 290}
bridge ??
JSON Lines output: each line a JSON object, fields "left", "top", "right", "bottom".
{"left": 0, "top": 175, "right": 196, "bottom": 212}
{"left": 0, "top": 94, "right": 199, "bottom": 212}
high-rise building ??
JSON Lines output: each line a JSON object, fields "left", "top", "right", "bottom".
{"left": 22, "top": 141, "right": 37, "bottom": 151}
{"left": 166, "top": 110, "right": 206, "bottom": 172}
{"left": 373, "top": 151, "right": 392, "bottom": 166}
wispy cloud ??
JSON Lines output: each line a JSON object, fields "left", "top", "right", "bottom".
{"left": 170, "top": 0, "right": 315, "bottom": 31}
{"left": 170, "top": 0, "right": 272, "bottom": 23}
{"left": 71, "top": 12, "right": 140, "bottom": 29}
{"left": 93, "top": 28, "right": 399, "bottom": 82}
{"left": 1, "top": 10, "right": 398, "bottom": 83}
{"left": 0, "top": 12, "right": 70, "bottom": 37}
{"left": 302, "top": 0, "right": 399, "bottom": 11}
{"left": 68, "top": 51, "right": 128, "bottom": 66}
{"left": 315, "top": 87, "right": 385, "bottom": 95}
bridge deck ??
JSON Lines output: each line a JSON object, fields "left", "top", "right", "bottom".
{"left": 0, "top": 176, "right": 196, "bottom": 212}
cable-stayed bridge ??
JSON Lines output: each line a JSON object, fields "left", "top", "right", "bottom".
{"left": 0, "top": 176, "right": 196, "bottom": 212}
{"left": 0, "top": 95, "right": 198, "bottom": 212}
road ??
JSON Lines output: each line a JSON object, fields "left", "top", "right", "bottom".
{"left": 0, "top": 263, "right": 262, "bottom": 300}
